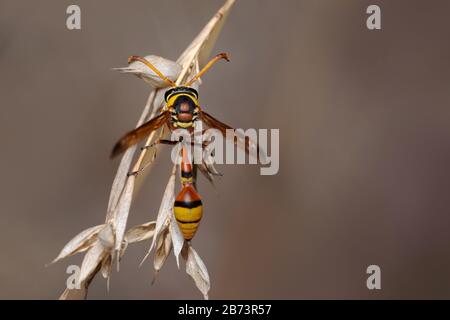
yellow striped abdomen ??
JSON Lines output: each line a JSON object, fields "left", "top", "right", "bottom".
{"left": 174, "top": 185, "right": 203, "bottom": 241}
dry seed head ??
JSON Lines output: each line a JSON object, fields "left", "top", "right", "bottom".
{"left": 113, "top": 55, "right": 181, "bottom": 88}
{"left": 56, "top": 0, "right": 236, "bottom": 300}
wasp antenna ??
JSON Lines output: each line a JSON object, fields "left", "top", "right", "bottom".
{"left": 183, "top": 52, "right": 230, "bottom": 87}
{"left": 128, "top": 55, "right": 177, "bottom": 87}
{"left": 219, "top": 52, "right": 231, "bottom": 62}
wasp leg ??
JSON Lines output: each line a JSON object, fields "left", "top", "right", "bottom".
{"left": 142, "top": 139, "right": 208, "bottom": 150}
{"left": 128, "top": 140, "right": 171, "bottom": 176}
{"left": 141, "top": 139, "right": 178, "bottom": 150}
{"left": 128, "top": 139, "right": 208, "bottom": 177}
{"left": 127, "top": 151, "right": 158, "bottom": 177}
{"left": 127, "top": 139, "right": 179, "bottom": 176}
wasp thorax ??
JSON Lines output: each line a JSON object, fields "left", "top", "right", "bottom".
{"left": 174, "top": 95, "right": 196, "bottom": 113}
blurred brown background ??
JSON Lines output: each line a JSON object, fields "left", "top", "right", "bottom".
{"left": 1, "top": 0, "right": 450, "bottom": 299}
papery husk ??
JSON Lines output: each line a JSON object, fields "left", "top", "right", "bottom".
{"left": 141, "top": 165, "right": 176, "bottom": 265}
{"left": 112, "top": 55, "right": 181, "bottom": 88}
{"left": 125, "top": 221, "right": 156, "bottom": 244}
{"left": 182, "top": 243, "right": 211, "bottom": 300}
{"left": 52, "top": 224, "right": 104, "bottom": 264}
{"left": 152, "top": 228, "right": 172, "bottom": 283}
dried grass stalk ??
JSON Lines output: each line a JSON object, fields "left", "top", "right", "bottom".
{"left": 54, "top": 0, "right": 236, "bottom": 299}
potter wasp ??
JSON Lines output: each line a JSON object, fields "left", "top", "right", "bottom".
{"left": 111, "top": 53, "right": 259, "bottom": 240}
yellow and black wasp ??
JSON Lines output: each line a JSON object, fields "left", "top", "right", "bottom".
{"left": 111, "top": 53, "right": 258, "bottom": 240}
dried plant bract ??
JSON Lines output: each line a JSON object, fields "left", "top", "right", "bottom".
{"left": 53, "top": 0, "right": 236, "bottom": 300}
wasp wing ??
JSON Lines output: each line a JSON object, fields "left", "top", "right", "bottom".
{"left": 199, "top": 110, "right": 264, "bottom": 162}
{"left": 110, "top": 111, "right": 170, "bottom": 158}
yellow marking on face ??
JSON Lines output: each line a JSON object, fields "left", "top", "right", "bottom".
{"left": 166, "top": 93, "right": 199, "bottom": 108}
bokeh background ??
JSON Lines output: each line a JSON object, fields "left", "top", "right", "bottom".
{"left": 1, "top": 0, "right": 450, "bottom": 299}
